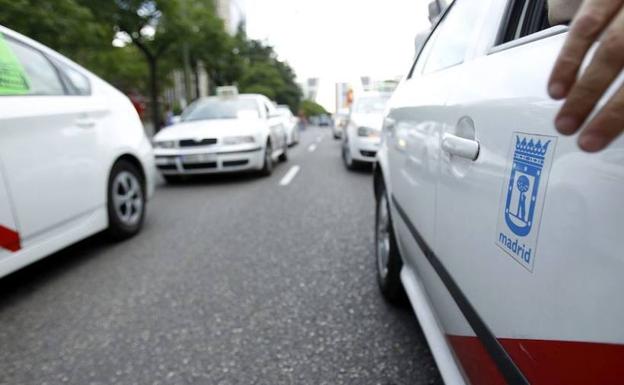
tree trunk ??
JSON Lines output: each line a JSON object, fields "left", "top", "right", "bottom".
{"left": 148, "top": 58, "right": 160, "bottom": 134}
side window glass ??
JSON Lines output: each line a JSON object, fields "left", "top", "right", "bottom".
{"left": 3, "top": 38, "right": 64, "bottom": 96}
{"left": 56, "top": 61, "right": 91, "bottom": 96}
{"left": 423, "top": 0, "right": 483, "bottom": 74}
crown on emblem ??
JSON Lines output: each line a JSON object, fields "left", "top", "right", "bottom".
{"left": 515, "top": 136, "right": 550, "bottom": 160}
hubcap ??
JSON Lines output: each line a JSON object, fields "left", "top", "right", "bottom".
{"left": 376, "top": 193, "right": 391, "bottom": 281}
{"left": 112, "top": 171, "right": 143, "bottom": 227}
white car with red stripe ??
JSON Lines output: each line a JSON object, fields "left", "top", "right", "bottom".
{"left": 0, "top": 26, "right": 155, "bottom": 278}
{"left": 374, "top": 1, "right": 624, "bottom": 384}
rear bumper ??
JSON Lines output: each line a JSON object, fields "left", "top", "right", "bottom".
{"left": 155, "top": 147, "right": 264, "bottom": 175}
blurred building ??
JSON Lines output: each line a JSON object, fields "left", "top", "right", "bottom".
{"left": 217, "top": 0, "right": 246, "bottom": 35}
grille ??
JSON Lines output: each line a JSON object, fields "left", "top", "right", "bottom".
{"left": 179, "top": 138, "right": 217, "bottom": 147}
{"left": 360, "top": 150, "right": 377, "bottom": 157}
{"left": 157, "top": 164, "right": 177, "bottom": 170}
{"left": 183, "top": 162, "right": 217, "bottom": 170}
{"left": 223, "top": 160, "right": 249, "bottom": 167}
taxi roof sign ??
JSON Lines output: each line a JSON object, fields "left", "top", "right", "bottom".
{"left": 216, "top": 86, "right": 238, "bottom": 98}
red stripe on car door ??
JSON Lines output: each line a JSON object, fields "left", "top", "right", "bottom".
{"left": 0, "top": 225, "right": 20, "bottom": 252}
{"left": 449, "top": 334, "right": 624, "bottom": 384}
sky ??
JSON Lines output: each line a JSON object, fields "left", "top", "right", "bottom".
{"left": 245, "top": 0, "right": 432, "bottom": 83}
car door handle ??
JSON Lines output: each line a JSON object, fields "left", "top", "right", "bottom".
{"left": 441, "top": 133, "right": 479, "bottom": 161}
{"left": 75, "top": 117, "right": 96, "bottom": 129}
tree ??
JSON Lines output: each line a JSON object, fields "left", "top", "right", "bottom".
{"left": 79, "top": 0, "right": 194, "bottom": 131}
{"left": 300, "top": 100, "right": 327, "bottom": 118}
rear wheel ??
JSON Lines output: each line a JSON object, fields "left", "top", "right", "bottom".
{"left": 260, "top": 141, "right": 274, "bottom": 176}
{"left": 375, "top": 185, "right": 405, "bottom": 304}
{"left": 107, "top": 160, "right": 145, "bottom": 240}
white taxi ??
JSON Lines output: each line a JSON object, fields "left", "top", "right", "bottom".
{"left": 153, "top": 90, "right": 288, "bottom": 182}
{"left": 341, "top": 92, "right": 391, "bottom": 170}
{"left": 0, "top": 25, "right": 155, "bottom": 278}
{"left": 374, "top": 1, "right": 624, "bottom": 384}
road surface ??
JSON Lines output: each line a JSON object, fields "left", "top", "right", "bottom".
{"left": 0, "top": 127, "right": 441, "bottom": 385}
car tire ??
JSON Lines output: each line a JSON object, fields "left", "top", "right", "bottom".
{"left": 260, "top": 141, "right": 274, "bottom": 176}
{"left": 163, "top": 175, "right": 183, "bottom": 184}
{"left": 342, "top": 140, "right": 359, "bottom": 170}
{"left": 278, "top": 142, "right": 288, "bottom": 162}
{"left": 106, "top": 159, "right": 146, "bottom": 241}
{"left": 375, "top": 184, "right": 405, "bottom": 304}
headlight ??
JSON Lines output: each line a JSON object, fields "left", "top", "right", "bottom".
{"left": 153, "top": 140, "right": 177, "bottom": 149}
{"left": 357, "top": 127, "right": 380, "bottom": 138}
{"left": 222, "top": 136, "right": 256, "bottom": 145}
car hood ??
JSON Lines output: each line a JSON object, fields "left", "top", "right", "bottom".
{"left": 350, "top": 113, "right": 384, "bottom": 131}
{"left": 154, "top": 119, "right": 264, "bottom": 140}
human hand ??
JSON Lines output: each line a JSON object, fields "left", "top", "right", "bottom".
{"left": 548, "top": 0, "right": 624, "bottom": 152}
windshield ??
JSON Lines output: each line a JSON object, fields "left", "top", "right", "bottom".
{"left": 181, "top": 99, "right": 260, "bottom": 121}
{"left": 353, "top": 96, "right": 390, "bottom": 114}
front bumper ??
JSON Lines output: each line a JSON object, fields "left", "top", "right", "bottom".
{"left": 349, "top": 136, "right": 381, "bottom": 162}
{"left": 154, "top": 146, "right": 264, "bottom": 175}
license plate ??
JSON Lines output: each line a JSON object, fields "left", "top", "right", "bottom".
{"left": 181, "top": 154, "right": 217, "bottom": 163}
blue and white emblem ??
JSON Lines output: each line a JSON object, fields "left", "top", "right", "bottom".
{"left": 496, "top": 133, "right": 557, "bottom": 271}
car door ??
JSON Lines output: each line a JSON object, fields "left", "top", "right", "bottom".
{"left": 434, "top": 2, "right": 624, "bottom": 384}
{"left": 385, "top": 0, "right": 495, "bottom": 379}
{"left": 0, "top": 33, "right": 101, "bottom": 244}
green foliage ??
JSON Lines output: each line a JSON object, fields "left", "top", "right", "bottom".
{"left": 300, "top": 100, "right": 328, "bottom": 118}
{"left": 0, "top": 0, "right": 303, "bottom": 127}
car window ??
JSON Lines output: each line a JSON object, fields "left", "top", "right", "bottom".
{"left": 499, "top": 0, "right": 550, "bottom": 44}
{"left": 3, "top": 38, "right": 65, "bottom": 96}
{"left": 55, "top": 60, "right": 91, "bottom": 96}
{"left": 181, "top": 99, "right": 260, "bottom": 121}
{"left": 422, "top": 0, "right": 483, "bottom": 74}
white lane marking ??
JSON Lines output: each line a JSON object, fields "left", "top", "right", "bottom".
{"left": 316, "top": 134, "right": 324, "bottom": 143}
{"left": 308, "top": 144, "right": 317, "bottom": 152}
{"left": 279, "top": 165, "right": 301, "bottom": 186}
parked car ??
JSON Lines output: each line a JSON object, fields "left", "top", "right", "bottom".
{"left": 342, "top": 92, "right": 391, "bottom": 169}
{"left": 332, "top": 110, "right": 349, "bottom": 140}
{"left": 0, "top": 25, "right": 156, "bottom": 278}
{"left": 374, "top": 1, "right": 624, "bottom": 384}
{"left": 318, "top": 114, "right": 333, "bottom": 127}
{"left": 152, "top": 90, "right": 288, "bottom": 183}
{"left": 276, "top": 104, "right": 300, "bottom": 146}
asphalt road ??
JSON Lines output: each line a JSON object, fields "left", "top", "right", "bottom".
{"left": 0, "top": 127, "right": 442, "bottom": 385}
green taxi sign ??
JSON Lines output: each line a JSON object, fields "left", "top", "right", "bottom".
{"left": 0, "top": 34, "right": 30, "bottom": 95}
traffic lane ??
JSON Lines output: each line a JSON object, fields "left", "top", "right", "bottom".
{"left": 0, "top": 126, "right": 441, "bottom": 385}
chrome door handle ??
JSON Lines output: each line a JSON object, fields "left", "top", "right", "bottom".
{"left": 441, "top": 133, "right": 479, "bottom": 161}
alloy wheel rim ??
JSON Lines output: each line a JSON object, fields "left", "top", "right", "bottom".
{"left": 112, "top": 171, "right": 143, "bottom": 227}
{"left": 376, "top": 194, "right": 391, "bottom": 281}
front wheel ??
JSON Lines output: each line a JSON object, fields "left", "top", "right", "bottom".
{"left": 342, "top": 141, "right": 358, "bottom": 170}
{"left": 107, "top": 160, "right": 146, "bottom": 240}
{"left": 260, "top": 141, "right": 274, "bottom": 176}
{"left": 375, "top": 185, "right": 405, "bottom": 304}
